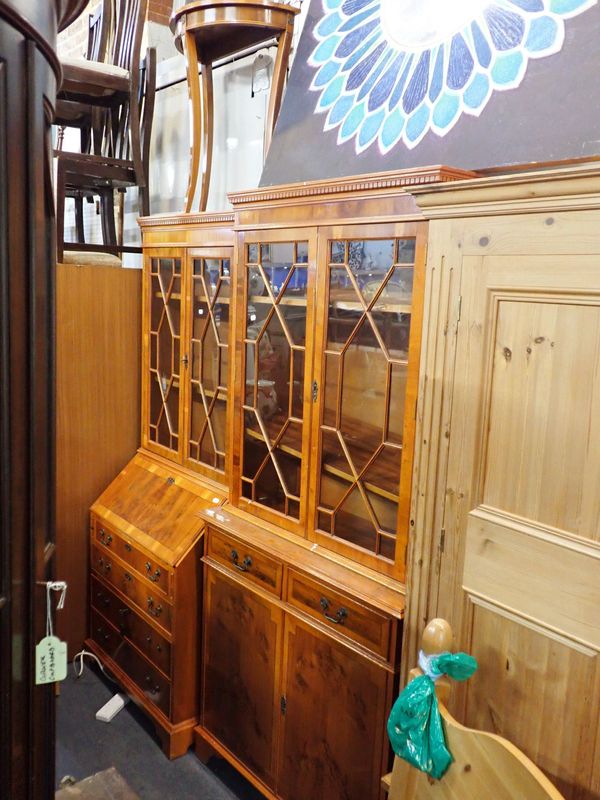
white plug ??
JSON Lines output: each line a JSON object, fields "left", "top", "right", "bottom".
{"left": 95, "top": 692, "right": 129, "bottom": 722}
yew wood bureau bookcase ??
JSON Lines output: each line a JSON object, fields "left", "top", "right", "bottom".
{"left": 88, "top": 167, "right": 472, "bottom": 795}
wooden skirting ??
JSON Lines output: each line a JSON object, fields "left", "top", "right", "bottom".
{"left": 56, "top": 262, "right": 141, "bottom": 655}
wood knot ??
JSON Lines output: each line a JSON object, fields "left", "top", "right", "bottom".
{"left": 503, "top": 347, "right": 512, "bottom": 361}
{"left": 534, "top": 336, "right": 545, "bottom": 344}
{"left": 463, "top": 764, "right": 472, "bottom": 773}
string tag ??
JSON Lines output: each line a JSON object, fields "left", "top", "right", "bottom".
{"left": 35, "top": 581, "right": 68, "bottom": 685}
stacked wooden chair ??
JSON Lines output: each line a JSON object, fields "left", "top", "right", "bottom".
{"left": 54, "top": 0, "right": 155, "bottom": 261}
{"left": 383, "top": 619, "right": 565, "bottom": 800}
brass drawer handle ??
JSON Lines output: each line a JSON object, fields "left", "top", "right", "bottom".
{"left": 147, "top": 597, "right": 163, "bottom": 618}
{"left": 97, "top": 557, "right": 111, "bottom": 573}
{"left": 231, "top": 549, "right": 252, "bottom": 572}
{"left": 320, "top": 597, "right": 348, "bottom": 625}
{"left": 99, "top": 528, "right": 112, "bottom": 546}
{"left": 124, "top": 543, "right": 132, "bottom": 552}
{"left": 124, "top": 572, "right": 133, "bottom": 582}
{"left": 145, "top": 562, "right": 161, "bottom": 582}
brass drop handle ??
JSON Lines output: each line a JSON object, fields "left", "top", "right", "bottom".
{"left": 147, "top": 596, "right": 163, "bottom": 618}
{"left": 145, "top": 676, "right": 160, "bottom": 694}
{"left": 124, "top": 572, "right": 133, "bottom": 582}
{"left": 145, "top": 562, "right": 161, "bottom": 582}
{"left": 99, "top": 528, "right": 112, "bottom": 546}
{"left": 320, "top": 597, "right": 348, "bottom": 625}
{"left": 124, "top": 543, "right": 132, "bottom": 552}
{"left": 231, "top": 549, "right": 252, "bottom": 572}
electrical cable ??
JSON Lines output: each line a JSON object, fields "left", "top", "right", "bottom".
{"left": 71, "top": 649, "right": 119, "bottom": 684}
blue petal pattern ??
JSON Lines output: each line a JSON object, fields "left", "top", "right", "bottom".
{"left": 308, "top": 0, "right": 597, "bottom": 152}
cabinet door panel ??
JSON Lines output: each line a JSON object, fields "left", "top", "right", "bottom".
{"left": 202, "top": 565, "right": 283, "bottom": 788}
{"left": 183, "top": 247, "right": 233, "bottom": 484}
{"left": 310, "top": 223, "right": 426, "bottom": 579}
{"left": 279, "top": 615, "right": 392, "bottom": 800}
{"left": 235, "top": 230, "right": 317, "bottom": 534}
{"left": 142, "top": 249, "right": 185, "bottom": 461}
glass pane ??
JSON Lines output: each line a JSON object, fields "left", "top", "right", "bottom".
{"left": 187, "top": 255, "right": 231, "bottom": 473}
{"left": 242, "top": 239, "right": 308, "bottom": 520}
{"left": 291, "top": 350, "right": 305, "bottom": 420}
{"left": 296, "top": 242, "right": 308, "bottom": 263}
{"left": 380, "top": 535, "right": 396, "bottom": 561}
{"left": 388, "top": 363, "right": 408, "bottom": 445}
{"left": 201, "top": 319, "right": 219, "bottom": 394}
{"left": 330, "top": 240, "right": 345, "bottom": 264}
{"left": 203, "top": 258, "right": 221, "bottom": 301}
{"left": 362, "top": 445, "right": 402, "bottom": 499}
{"left": 398, "top": 238, "right": 416, "bottom": 264}
{"left": 323, "top": 353, "right": 339, "bottom": 428}
{"left": 335, "top": 486, "right": 377, "bottom": 552}
{"left": 340, "top": 322, "right": 387, "bottom": 473}
{"left": 318, "top": 236, "right": 416, "bottom": 561}
{"left": 148, "top": 258, "right": 181, "bottom": 455}
{"left": 192, "top": 298, "right": 209, "bottom": 341}
{"left": 327, "top": 267, "right": 363, "bottom": 352}
{"left": 247, "top": 243, "right": 258, "bottom": 263}
{"left": 248, "top": 266, "right": 266, "bottom": 299}
{"left": 279, "top": 268, "right": 308, "bottom": 347}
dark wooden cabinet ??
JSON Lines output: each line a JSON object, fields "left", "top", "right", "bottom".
{"left": 0, "top": 2, "right": 87, "bottom": 797}
{"left": 202, "top": 565, "right": 283, "bottom": 788}
{"left": 279, "top": 616, "right": 392, "bottom": 800}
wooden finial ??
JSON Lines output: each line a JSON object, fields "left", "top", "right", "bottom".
{"left": 421, "top": 618, "right": 453, "bottom": 656}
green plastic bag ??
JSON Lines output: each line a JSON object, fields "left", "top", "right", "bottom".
{"left": 387, "top": 651, "right": 477, "bottom": 780}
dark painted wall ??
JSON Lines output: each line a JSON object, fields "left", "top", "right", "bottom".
{"left": 262, "top": 0, "right": 600, "bottom": 185}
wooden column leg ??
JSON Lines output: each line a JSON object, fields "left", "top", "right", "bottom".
{"left": 99, "top": 189, "right": 117, "bottom": 248}
{"left": 198, "top": 60, "right": 213, "bottom": 213}
{"left": 183, "top": 30, "right": 201, "bottom": 213}
{"left": 74, "top": 195, "right": 85, "bottom": 243}
{"left": 263, "top": 21, "right": 293, "bottom": 158}
{"left": 56, "top": 159, "right": 65, "bottom": 264}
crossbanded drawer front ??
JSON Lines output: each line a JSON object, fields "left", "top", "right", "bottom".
{"left": 206, "top": 528, "right": 283, "bottom": 597}
{"left": 91, "top": 544, "right": 173, "bottom": 633}
{"left": 90, "top": 575, "right": 171, "bottom": 676}
{"left": 286, "top": 570, "right": 392, "bottom": 660}
{"left": 93, "top": 517, "right": 172, "bottom": 598}
{"left": 90, "top": 608, "right": 171, "bottom": 718}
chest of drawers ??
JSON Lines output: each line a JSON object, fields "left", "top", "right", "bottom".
{"left": 86, "top": 452, "right": 225, "bottom": 758}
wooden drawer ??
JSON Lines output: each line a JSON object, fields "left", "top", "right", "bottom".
{"left": 286, "top": 570, "right": 393, "bottom": 660}
{"left": 207, "top": 528, "right": 283, "bottom": 597}
{"left": 93, "top": 516, "right": 172, "bottom": 598}
{"left": 90, "top": 575, "right": 171, "bottom": 676}
{"left": 90, "top": 608, "right": 171, "bottom": 718}
{"left": 91, "top": 544, "right": 173, "bottom": 634}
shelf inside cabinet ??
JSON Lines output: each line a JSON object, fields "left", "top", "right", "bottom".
{"left": 248, "top": 295, "right": 307, "bottom": 307}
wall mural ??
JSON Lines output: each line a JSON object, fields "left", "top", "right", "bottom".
{"left": 260, "top": 0, "right": 600, "bottom": 185}
{"left": 309, "top": 0, "right": 596, "bottom": 153}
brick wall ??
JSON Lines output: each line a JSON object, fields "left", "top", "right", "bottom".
{"left": 148, "top": 0, "right": 172, "bottom": 26}
{"left": 57, "top": 1, "right": 99, "bottom": 59}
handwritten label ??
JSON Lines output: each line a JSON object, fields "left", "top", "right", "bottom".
{"left": 35, "top": 635, "right": 67, "bottom": 684}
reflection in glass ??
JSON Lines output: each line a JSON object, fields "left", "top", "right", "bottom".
{"left": 188, "top": 256, "right": 230, "bottom": 474}
{"left": 317, "top": 237, "right": 415, "bottom": 561}
{"left": 148, "top": 258, "right": 181, "bottom": 453}
{"left": 241, "top": 241, "right": 309, "bottom": 521}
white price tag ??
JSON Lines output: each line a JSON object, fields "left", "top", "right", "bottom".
{"left": 36, "top": 580, "right": 68, "bottom": 684}
{"left": 36, "top": 635, "right": 67, "bottom": 684}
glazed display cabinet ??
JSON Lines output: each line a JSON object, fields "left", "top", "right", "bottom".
{"left": 89, "top": 169, "right": 472, "bottom": 795}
